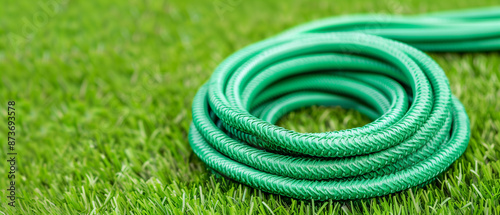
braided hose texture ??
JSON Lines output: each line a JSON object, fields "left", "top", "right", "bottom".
{"left": 189, "top": 7, "right": 500, "bottom": 200}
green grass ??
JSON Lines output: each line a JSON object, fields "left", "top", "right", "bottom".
{"left": 1, "top": 0, "right": 500, "bottom": 214}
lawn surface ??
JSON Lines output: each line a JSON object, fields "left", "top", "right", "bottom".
{"left": 1, "top": 0, "right": 500, "bottom": 214}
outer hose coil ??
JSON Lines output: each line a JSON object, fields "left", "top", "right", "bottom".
{"left": 189, "top": 7, "right": 500, "bottom": 200}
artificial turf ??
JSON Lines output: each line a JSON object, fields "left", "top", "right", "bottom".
{"left": 1, "top": 0, "right": 499, "bottom": 214}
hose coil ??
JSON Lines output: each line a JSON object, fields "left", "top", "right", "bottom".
{"left": 189, "top": 8, "right": 500, "bottom": 200}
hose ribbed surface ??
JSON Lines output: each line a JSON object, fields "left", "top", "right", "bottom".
{"left": 189, "top": 7, "right": 499, "bottom": 200}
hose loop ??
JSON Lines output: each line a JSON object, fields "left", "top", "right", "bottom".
{"left": 186, "top": 7, "right": 499, "bottom": 200}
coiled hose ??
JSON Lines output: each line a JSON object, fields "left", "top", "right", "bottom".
{"left": 189, "top": 7, "right": 500, "bottom": 200}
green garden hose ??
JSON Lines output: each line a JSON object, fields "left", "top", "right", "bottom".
{"left": 189, "top": 7, "right": 500, "bottom": 200}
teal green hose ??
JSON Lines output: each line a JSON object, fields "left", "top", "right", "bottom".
{"left": 189, "top": 7, "right": 499, "bottom": 200}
